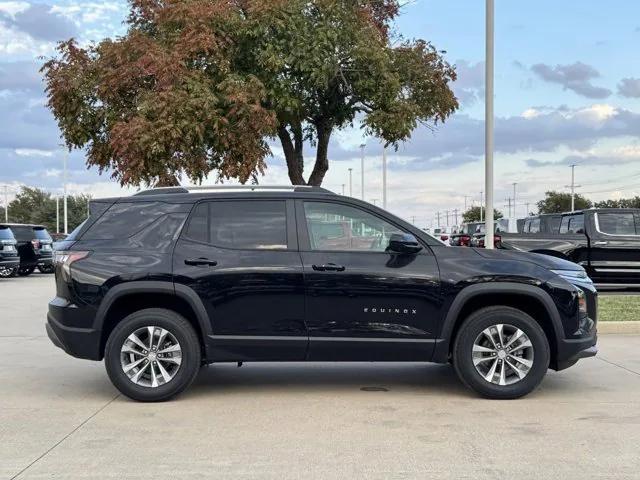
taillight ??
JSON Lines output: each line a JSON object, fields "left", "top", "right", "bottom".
{"left": 494, "top": 235, "right": 502, "bottom": 246}
{"left": 54, "top": 251, "right": 90, "bottom": 277}
{"left": 461, "top": 235, "right": 471, "bottom": 246}
{"left": 441, "top": 235, "right": 449, "bottom": 241}
{"left": 31, "top": 239, "right": 40, "bottom": 249}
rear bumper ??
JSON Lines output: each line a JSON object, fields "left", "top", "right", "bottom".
{"left": 46, "top": 297, "right": 102, "bottom": 360}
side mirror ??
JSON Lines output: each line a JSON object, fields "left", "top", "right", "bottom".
{"left": 387, "top": 233, "right": 423, "bottom": 254}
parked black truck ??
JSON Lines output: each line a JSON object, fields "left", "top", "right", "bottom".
{"left": 500, "top": 209, "right": 640, "bottom": 290}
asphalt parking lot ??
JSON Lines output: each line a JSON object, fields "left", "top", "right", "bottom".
{"left": 1, "top": 275, "right": 640, "bottom": 479}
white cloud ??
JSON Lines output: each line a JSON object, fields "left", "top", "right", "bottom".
{"left": 15, "top": 148, "right": 53, "bottom": 157}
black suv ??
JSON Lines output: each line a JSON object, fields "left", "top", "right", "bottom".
{"left": 0, "top": 225, "right": 20, "bottom": 277}
{"left": 0, "top": 224, "right": 55, "bottom": 276}
{"left": 46, "top": 186, "right": 597, "bottom": 401}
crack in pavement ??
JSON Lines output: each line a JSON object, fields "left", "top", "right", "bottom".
{"left": 597, "top": 356, "right": 640, "bottom": 377}
{"left": 10, "top": 394, "right": 120, "bottom": 480}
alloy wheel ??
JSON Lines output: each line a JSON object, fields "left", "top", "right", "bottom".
{"left": 120, "top": 326, "right": 182, "bottom": 388}
{"left": 472, "top": 323, "right": 534, "bottom": 386}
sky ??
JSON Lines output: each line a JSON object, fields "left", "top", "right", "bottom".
{"left": 1, "top": 0, "right": 639, "bottom": 228}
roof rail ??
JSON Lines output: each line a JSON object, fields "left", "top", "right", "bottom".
{"left": 134, "top": 185, "right": 334, "bottom": 196}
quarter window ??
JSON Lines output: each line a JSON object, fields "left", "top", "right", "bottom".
{"left": 185, "top": 201, "right": 288, "bottom": 250}
{"left": 304, "top": 202, "right": 406, "bottom": 252}
{"left": 529, "top": 218, "right": 541, "bottom": 234}
{"left": 597, "top": 213, "right": 638, "bottom": 235}
{"left": 560, "top": 214, "right": 585, "bottom": 234}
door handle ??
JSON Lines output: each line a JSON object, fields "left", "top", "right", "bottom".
{"left": 593, "top": 241, "right": 608, "bottom": 246}
{"left": 312, "top": 263, "right": 345, "bottom": 272}
{"left": 185, "top": 258, "right": 218, "bottom": 267}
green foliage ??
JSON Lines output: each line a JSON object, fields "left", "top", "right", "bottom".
{"left": 462, "top": 206, "right": 503, "bottom": 223}
{"left": 7, "top": 187, "right": 89, "bottom": 233}
{"left": 594, "top": 197, "right": 640, "bottom": 208}
{"left": 42, "top": 0, "right": 458, "bottom": 187}
{"left": 536, "top": 191, "right": 592, "bottom": 214}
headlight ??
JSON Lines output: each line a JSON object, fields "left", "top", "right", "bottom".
{"left": 576, "top": 288, "right": 588, "bottom": 314}
{"left": 550, "top": 269, "right": 591, "bottom": 283}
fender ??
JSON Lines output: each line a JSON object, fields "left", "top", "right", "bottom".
{"left": 92, "top": 280, "right": 212, "bottom": 338}
{"left": 431, "top": 282, "right": 564, "bottom": 363}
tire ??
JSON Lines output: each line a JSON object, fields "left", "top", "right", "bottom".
{"left": 17, "top": 266, "right": 35, "bottom": 276}
{"left": 37, "top": 265, "right": 55, "bottom": 274}
{"left": 453, "top": 306, "right": 550, "bottom": 399}
{"left": 105, "top": 308, "right": 201, "bottom": 402}
{"left": 0, "top": 267, "right": 16, "bottom": 278}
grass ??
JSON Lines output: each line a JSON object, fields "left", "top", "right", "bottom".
{"left": 599, "top": 295, "right": 640, "bottom": 322}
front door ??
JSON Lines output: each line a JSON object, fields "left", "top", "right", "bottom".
{"left": 296, "top": 199, "right": 441, "bottom": 361}
{"left": 173, "top": 199, "right": 307, "bottom": 361}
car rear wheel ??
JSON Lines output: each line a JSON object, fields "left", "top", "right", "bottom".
{"left": 453, "top": 306, "right": 550, "bottom": 399}
{"left": 0, "top": 267, "right": 16, "bottom": 278}
{"left": 37, "top": 265, "right": 55, "bottom": 274}
{"left": 105, "top": 308, "right": 201, "bottom": 402}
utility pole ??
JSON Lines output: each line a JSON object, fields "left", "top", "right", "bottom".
{"left": 453, "top": 209, "right": 459, "bottom": 226}
{"left": 565, "top": 164, "right": 580, "bottom": 212}
{"left": 359, "top": 144, "right": 366, "bottom": 200}
{"left": 445, "top": 210, "right": 450, "bottom": 227}
{"left": 512, "top": 182, "right": 517, "bottom": 220}
{"left": 479, "top": 190, "right": 484, "bottom": 222}
{"left": 63, "top": 150, "right": 68, "bottom": 234}
{"left": 436, "top": 211, "right": 441, "bottom": 228}
{"left": 484, "top": 0, "right": 495, "bottom": 249}
{"left": 371, "top": 198, "right": 378, "bottom": 206}
{"left": 464, "top": 195, "right": 470, "bottom": 212}
{"left": 505, "top": 197, "right": 512, "bottom": 219}
{"left": 341, "top": 184, "right": 345, "bottom": 196}
{"left": 411, "top": 216, "right": 416, "bottom": 225}
{"left": 525, "top": 202, "right": 531, "bottom": 216}
{"left": 382, "top": 146, "right": 387, "bottom": 209}
{"left": 348, "top": 168, "right": 353, "bottom": 197}
{"left": 3, "top": 185, "right": 7, "bottom": 222}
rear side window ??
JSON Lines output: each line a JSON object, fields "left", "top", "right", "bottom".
{"left": 597, "top": 213, "right": 638, "bottom": 235}
{"left": 547, "top": 216, "right": 561, "bottom": 233}
{"left": 529, "top": 218, "right": 541, "bottom": 233}
{"left": 184, "top": 201, "right": 288, "bottom": 250}
{"left": 560, "top": 214, "right": 585, "bottom": 234}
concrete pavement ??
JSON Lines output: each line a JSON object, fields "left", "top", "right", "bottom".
{"left": 1, "top": 274, "right": 639, "bottom": 479}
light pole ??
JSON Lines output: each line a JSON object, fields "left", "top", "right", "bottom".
{"left": 63, "top": 149, "right": 68, "bottom": 234}
{"left": 359, "top": 143, "right": 366, "bottom": 200}
{"left": 512, "top": 182, "right": 517, "bottom": 221}
{"left": 348, "top": 168, "right": 353, "bottom": 197}
{"left": 484, "top": 0, "right": 495, "bottom": 249}
{"left": 341, "top": 184, "right": 345, "bottom": 196}
{"left": 56, "top": 196, "right": 60, "bottom": 233}
{"left": 382, "top": 146, "right": 387, "bottom": 209}
{"left": 566, "top": 164, "right": 580, "bottom": 212}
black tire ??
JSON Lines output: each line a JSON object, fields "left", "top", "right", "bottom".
{"left": 0, "top": 267, "right": 16, "bottom": 278}
{"left": 37, "top": 265, "right": 55, "bottom": 274}
{"left": 17, "top": 266, "right": 35, "bottom": 276}
{"left": 453, "top": 306, "right": 550, "bottom": 399}
{"left": 105, "top": 308, "right": 201, "bottom": 402}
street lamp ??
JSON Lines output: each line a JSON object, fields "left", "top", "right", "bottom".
{"left": 348, "top": 168, "right": 353, "bottom": 197}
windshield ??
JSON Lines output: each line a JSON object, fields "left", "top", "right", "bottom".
{"left": 0, "top": 227, "right": 15, "bottom": 240}
{"left": 33, "top": 228, "right": 52, "bottom": 241}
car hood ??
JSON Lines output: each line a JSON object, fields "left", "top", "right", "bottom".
{"left": 473, "top": 248, "right": 583, "bottom": 272}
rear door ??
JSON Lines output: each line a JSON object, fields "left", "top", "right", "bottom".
{"left": 296, "top": 199, "right": 441, "bottom": 361}
{"left": 589, "top": 211, "right": 640, "bottom": 287}
{"left": 173, "top": 199, "right": 307, "bottom": 361}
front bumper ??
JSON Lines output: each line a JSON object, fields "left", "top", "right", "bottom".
{"left": 554, "top": 333, "right": 598, "bottom": 370}
{"left": 46, "top": 297, "right": 102, "bottom": 360}
{"left": 0, "top": 255, "right": 19, "bottom": 268}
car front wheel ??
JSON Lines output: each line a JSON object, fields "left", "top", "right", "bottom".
{"left": 105, "top": 308, "right": 201, "bottom": 402}
{"left": 453, "top": 306, "right": 550, "bottom": 399}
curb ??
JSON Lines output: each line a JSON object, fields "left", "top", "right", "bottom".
{"left": 598, "top": 321, "right": 640, "bottom": 334}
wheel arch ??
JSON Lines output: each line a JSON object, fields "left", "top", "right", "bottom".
{"left": 94, "top": 281, "right": 212, "bottom": 360}
{"left": 433, "top": 283, "right": 563, "bottom": 368}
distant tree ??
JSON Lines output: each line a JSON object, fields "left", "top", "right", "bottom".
{"left": 7, "top": 186, "right": 90, "bottom": 233}
{"left": 42, "top": 0, "right": 458, "bottom": 187}
{"left": 536, "top": 191, "right": 592, "bottom": 214}
{"left": 594, "top": 197, "right": 640, "bottom": 208}
{"left": 462, "top": 206, "right": 503, "bottom": 223}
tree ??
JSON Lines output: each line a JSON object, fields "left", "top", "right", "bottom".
{"left": 594, "top": 197, "right": 640, "bottom": 208}
{"left": 462, "top": 206, "right": 503, "bottom": 224}
{"left": 7, "top": 186, "right": 90, "bottom": 233}
{"left": 42, "top": 0, "right": 458, "bottom": 187}
{"left": 537, "top": 191, "right": 592, "bottom": 214}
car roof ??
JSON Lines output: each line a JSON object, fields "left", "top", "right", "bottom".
{"left": 0, "top": 223, "right": 46, "bottom": 228}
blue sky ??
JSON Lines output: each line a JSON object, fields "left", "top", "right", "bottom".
{"left": 1, "top": 0, "right": 639, "bottom": 227}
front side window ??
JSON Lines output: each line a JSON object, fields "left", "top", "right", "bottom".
{"left": 597, "top": 213, "right": 638, "bottom": 235}
{"left": 304, "top": 202, "right": 406, "bottom": 252}
{"left": 185, "top": 201, "right": 288, "bottom": 250}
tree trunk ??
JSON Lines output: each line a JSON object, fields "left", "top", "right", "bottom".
{"left": 277, "top": 124, "right": 306, "bottom": 185}
{"left": 307, "top": 122, "right": 332, "bottom": 186}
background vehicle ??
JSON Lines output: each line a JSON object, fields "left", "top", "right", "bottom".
{"left": 433, "top": 226, "right": 457, "bottom": 244}
{"left": 0, "top": 225, "right": 20, "bottom": 277}
{"left": 47, "top": 186, "right": 597, "bottom": 402}
{"left": 500, "top": 208, "right": 640, "bottom": 290}
{"left": 0, "top": 224, "right": 54, "bottom": 276}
